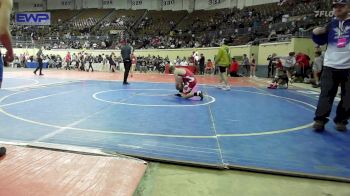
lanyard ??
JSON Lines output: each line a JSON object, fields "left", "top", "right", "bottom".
{"left": 338, "top": 20, "right": 347, "bottom": 37}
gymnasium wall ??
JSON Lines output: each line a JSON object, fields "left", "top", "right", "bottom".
{"left": 292, "top": 38, "right": 316, "bottom": 61}
{"left": 258, "top": 41, "right": 293, "bottom": 65}
{"left": 8, "top": 38, "right": 315, "bottom": 66}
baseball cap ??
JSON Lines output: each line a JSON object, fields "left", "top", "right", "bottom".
{"left": 333, "top": 0, "right": 349, "bottom": 4}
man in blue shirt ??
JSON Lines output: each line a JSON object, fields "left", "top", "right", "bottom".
{"left": 312, "top": 0, "right": 350, "bottom": 132}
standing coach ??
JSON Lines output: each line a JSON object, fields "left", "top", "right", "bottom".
{"left": 312, "top": 0, "right": 350, "bottom": 132}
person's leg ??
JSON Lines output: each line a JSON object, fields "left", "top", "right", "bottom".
{"left": 313, "top": 71, "right": 318, "bottom": 84}
{"left": 313, "top": 71, "right": 321, "bottom": 87}
{"left": 219, "top": 66, "right": 229, "bottom": 90}
{"left": 179, "top": 91, "right": 203, "bottom": 100}
{"left": 89, "top": 62, "right": 95, "bottom": 71}
{"left": 0, "top": 146, "right": 6, "bottom": 156}
{"left": 0, "top": 57, "right": 3, "bottom": 88}
{"left": 314, "top": 67, "right": 341, "bottom": 130}
{"left": 34, "top": 66, "right": 39, "bottom": 74}
{"left": 123, "top": 61, "right": 131, "bottom": 84}
{"left": 39, "top": 62, "right": 43, "bottom": 75}
{"left": 131, "top": 64, "right": 135, "bottom": 77}
{"left": 334, "top": 69, "right": 350, "bottom": 130}
{"left": 286, "top": 68, "right": 293, "bottom": 81}
{"left": 176, "top": 85, "right": 203, "bottom": 100}
{"left": 246, "top": 65, "right": 250, "bottom": 77}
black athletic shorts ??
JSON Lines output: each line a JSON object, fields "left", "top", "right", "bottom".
{"left": 219, "top": 66, "right": 227, "bottom": 73}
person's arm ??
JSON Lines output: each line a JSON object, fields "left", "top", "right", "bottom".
{"left": 312, "top": 23, "right": 329, "bottom": 46}
{"left": 0, "top": 0, "right": 14, "bottom": 62}
{"left": 215, "top": 49, "right": 223, "bottom": 64}
{"left": 251, "top": 58, "right": 256, "bottom": 66}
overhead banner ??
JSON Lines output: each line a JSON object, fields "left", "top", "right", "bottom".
{"left": 195, "top": 0, "right": 230, "bottom": 10}
{"left": 47, "top": 0, "right": 74, "bottom": 10}
{"left": 131, "top": 0, "right": 161, "bottom": 10}
{"left": 15, "top": 12, "right": 51, "bottom": 26}
{"left": 102, "top": 0, "right": 130, "bottom": 9}
{"left": 162, "top": 0, "right": 183, "bottom": 10}
{"left": 17, "top": 0, "right": 44, "bottom": 11}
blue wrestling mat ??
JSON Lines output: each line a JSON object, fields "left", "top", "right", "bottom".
{"left": 0, "top": 76, "right": 349, "bottom": 182}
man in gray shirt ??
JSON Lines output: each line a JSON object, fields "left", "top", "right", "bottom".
{"left": 121, "top": 40, "right": 133, "bottom": 85}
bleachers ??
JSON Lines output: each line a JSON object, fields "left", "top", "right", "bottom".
{"left": 50, "top": 10, "right": 80, "bottom": 25}
{"left": 9, "top": 0, "right": 333, "bottom": 49}
{"left": 176, "top": 9, "right": 230, "bottom": 34}
{"left": 99, "top": 9, "right": 145, "bottom": 33}
{"left": 136, "top": 10, "right": 188, "bottom": 36}
{"left": 70, "top": 9, "right": 113, "bottom": 29}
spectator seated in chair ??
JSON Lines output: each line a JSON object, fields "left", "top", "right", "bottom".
{"left": 229, "top": 57, "right": 240, "bottom": 77}
{"left": 205, "top": 59, "right": 214, "bottom": 74}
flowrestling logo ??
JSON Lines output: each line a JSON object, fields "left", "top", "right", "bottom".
{"left": 314, "top": 10, "right": 334, "bottom": 17}
{"left": 15, "top": 12, "right": 51, "bottom": 26}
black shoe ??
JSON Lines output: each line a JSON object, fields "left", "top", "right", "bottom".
{"left": 175, "top": 93, "right": 182, "bottom": 97}
{"left": 0, "top": 147, "right": 6, "bottom": 157}
{"left": 39, "top": 73, "right": 44, "bottom": 76}
{"left": 336, "top": 123, "right": 348, "bottom": 132}
{"left": 123, "top": 82, "right": 130, "bottom": 85}
{"left": 33, "top": 71, "right": 36, "bottom": 75}
{"left": 199, "top": 92, "right": 204, "bottom": 101}
{"left": 313, "top": 120, "right": 325, "bottom": 132}
{"left": 312, "top": 84, "right": 320, "bottom": 88}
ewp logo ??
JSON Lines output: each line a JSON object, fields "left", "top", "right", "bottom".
{"left": 15, "top": 12, "right": 51, "bottom": 26}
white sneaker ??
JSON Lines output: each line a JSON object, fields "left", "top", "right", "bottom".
{"left": 216, "top": 82, "right": 225, "bottom": 88}
{"left": 221, "top": 86, "right": 231, "bottom": 91}
{"left": 249, "top": 76, "right": 253, "bottom": 78}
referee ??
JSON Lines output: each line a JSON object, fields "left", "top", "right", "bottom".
{"left": 121, "top": 40, "right": 133, "bottom": 85}
{"left": 0, "top": 0, "right": 14, "bottom": 156}
{"left": 312, "top": 0, "right": 350, "bottom": 132}
{"left": 34, "top": 48, "right": 44, "bottom": 75}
